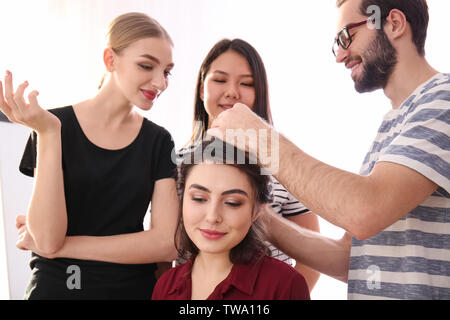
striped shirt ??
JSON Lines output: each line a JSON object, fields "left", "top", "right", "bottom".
{"left": 176, "top": 144, "right": 310, "bottom": 266}
{"left": 348, "top": 73, "right": 450, "bottom": 300}
{"left": 268, "top": 177, "right": 310, "bottom": 265}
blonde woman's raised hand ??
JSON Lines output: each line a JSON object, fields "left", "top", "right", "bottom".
{"left": 0, "top": 70, "right": 60, "bottom": 133}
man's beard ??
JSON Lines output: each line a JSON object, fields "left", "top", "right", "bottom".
{"left": 355, "top": 29, "right": 398, "bottom": 93}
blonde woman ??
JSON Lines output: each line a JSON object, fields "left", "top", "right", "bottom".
{"left": 0, "top": 12, "right": 178, "bottom": 299}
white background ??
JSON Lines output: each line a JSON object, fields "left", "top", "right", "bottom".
{"left": 0, "top": 0, "right": 449, "bottom": 299}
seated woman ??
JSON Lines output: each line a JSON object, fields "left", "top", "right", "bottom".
{"left": 152, "top": 138, "right": 310, "bottom": 300}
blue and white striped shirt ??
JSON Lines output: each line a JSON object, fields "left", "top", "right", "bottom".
{"left": 348, "top": 73, "right": 450, "bottom": 300}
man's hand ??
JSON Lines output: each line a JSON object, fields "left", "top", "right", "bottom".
{"left": 207, "top": 103, "right": 281, "bottom": 175}
{"left": 207, "top": 103, "right": 272, "bottom": 154}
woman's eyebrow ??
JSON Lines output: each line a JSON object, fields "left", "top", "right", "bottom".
{"left": 212, "top": 70, "right": 253, "bottom": 78}
{"left": 188, "top": 184, "right": 248, "bottom": 197}
{"left": 222, "top": 189, "right": 249, "bottom": 197}
{"left": 140, "top": 54, "right": 160, "bottom": 64}
{"left": 189, "top": 184, "right": 210, "bottom": 193}
{"left": 140, "top": 54, "right": 174, "bottom": 68}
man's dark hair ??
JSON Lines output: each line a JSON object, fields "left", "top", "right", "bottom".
{"left": 337, "top": 0, "right": 429, "bottom": 56}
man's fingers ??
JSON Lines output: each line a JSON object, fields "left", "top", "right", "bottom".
{"left": 205, "top": 127, "right": 224, "bottom": 140}
{"left": 233, "top": 102, "right": 249, "bottom": 110}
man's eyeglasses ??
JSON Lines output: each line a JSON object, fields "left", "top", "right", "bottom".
{"left": 332, "top": 20, "right": 367, "bottom": 57}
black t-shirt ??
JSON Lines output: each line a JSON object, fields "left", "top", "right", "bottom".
{"left": 19, "top": 106, "right": 176, "bottom": 299}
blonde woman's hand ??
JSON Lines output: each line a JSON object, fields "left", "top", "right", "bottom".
{"left": 15, "top": 214, "right": 36, "bottom": 252}
{"left": 15, "top": 214, "right": 56, "bottom": 258}
{"left": 0, "top": 70, "right": 60, "bottom": 134}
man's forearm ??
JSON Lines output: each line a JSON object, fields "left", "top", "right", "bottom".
{"left": 209, "top": 104, "right": 430, "bottom": 239}
{"left": 267, "top": 209, "right": 351, "bottom": 283}
{"left": 270, "top": 132, "right": 377, "bottom": 238}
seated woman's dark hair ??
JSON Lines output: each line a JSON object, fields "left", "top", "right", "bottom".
{"left": 175, "top": 138, "right": 271, "bottom": 264}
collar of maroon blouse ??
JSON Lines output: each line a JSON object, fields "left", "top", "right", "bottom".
{"left": 168, "top": 255, "right": 262, "bottom": 299}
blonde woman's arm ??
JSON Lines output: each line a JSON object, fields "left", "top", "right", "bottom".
{"left": 1, "top": 73, "right": 67, "bottom": 254}
{"left": 48, "top": 178, "right": 179, "bottom": 263}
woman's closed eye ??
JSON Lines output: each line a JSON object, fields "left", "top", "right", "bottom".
{"left": 138, "top": 64, "right": 153, "bottom": 71}
{"left": 213, "top": 79, "right": 253, "bottom": 87}
{"left": 191, "top": 196, "right": 207, "bottom": 203}
{"left": 225, "top": 200, "right": 243, "bottom": 208}
{"left": 190, "top": 196, "right": 243, "bottom": 207}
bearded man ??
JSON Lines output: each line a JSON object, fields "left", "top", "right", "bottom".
{"left": 209, "top": 0, "right": 450, "bottom": 299}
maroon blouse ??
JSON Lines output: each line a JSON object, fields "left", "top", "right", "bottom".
{"left": 152, "top": 255, "right": 310, "bottom": 300}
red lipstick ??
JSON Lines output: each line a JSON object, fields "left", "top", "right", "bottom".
{"left": 199, "top": 229, "right": 227, "bottom": 240}
{"left": 141, "top": 89, "right": 157, "bottom": 101}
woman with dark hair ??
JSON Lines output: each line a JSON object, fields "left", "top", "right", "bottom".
{"left": 178, "top": 38, "right": 320, "bottom": 291}
{"left": 190, "top": 38, "right": 272, "bottom": 142}
{"left": 152, "top": 139, "right": 310, "bottom": 300}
